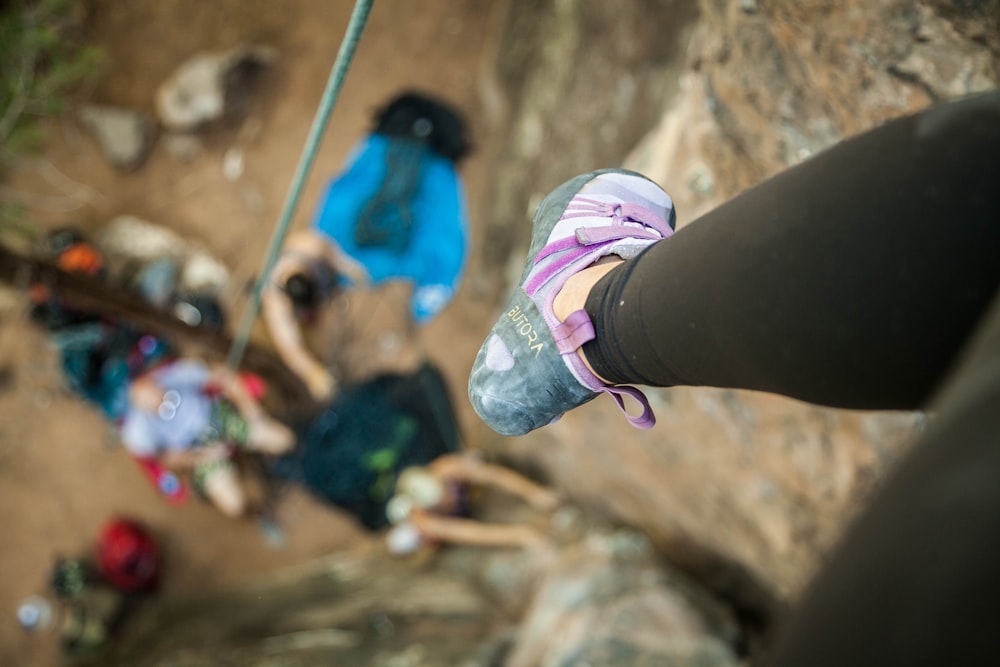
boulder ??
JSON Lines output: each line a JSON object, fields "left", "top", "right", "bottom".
{"left": 154, "top": 45, "right": 277, "bottom": 132}
{"left": 79, "top": 105, "right": 155, "bottom": 171}
{"left": 93, "top": 214, "right": 230, "bottom": 294}
{"left": 505, "top": 530, "right": 742, "bottom": 667}
{"left": 476, "top": 0, "right": 997, "bottom": 626}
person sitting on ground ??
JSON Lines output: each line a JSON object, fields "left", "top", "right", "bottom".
{"left": 119, "top": 357, "right": 294, "bottom": 518}
{"left": 263, "top": 90, "right": 471, "bottom": 401}
{"left": 384, "top": 453, "right": 561, "bottom": 558}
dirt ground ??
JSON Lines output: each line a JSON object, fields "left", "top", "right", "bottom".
{"left": 0, "top": 1, "right": 503, "bottom": 664}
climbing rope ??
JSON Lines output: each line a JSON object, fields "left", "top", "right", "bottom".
{"left": 226, "top": 0, "right": 375, "bottom": 372}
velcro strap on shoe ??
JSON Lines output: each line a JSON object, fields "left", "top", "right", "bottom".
{"left": 575, "top": 225, "right": 663, "bottom": 245}
{"left": 552, "top": 309, "right": 595, "bottom": 354}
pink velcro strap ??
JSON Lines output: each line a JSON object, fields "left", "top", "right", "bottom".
{"left": 575, "top": 225, "right": 663, "bottom": 245}
{"left": 552, "top": 309, "right": 595, "bottom": 354}
{"left": 605, "top": 384, "right": 656, "bottom": 429}
{"left": 555, "top": 312, "right": 658, "bottom": 430}
{"left": 618, "top": 203, "right": 675, "bottom": 236}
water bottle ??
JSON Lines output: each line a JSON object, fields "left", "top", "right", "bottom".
{"left": 17, "top": 595, "right": 54, "bottom": 633}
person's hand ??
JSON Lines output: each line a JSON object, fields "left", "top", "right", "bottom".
{"left": 337, "top": 253, "right": 371, "bottom": 287}
{"left": 129, "top": 376, "right": 166, "bottom": 414}
{"left": 529, "top": 487, "right": 563, "bottom": 513}
{"left": 305, "top": 367, "right": 337, "bottom": 402}
{"left": 246, "top": 417, "right": 295, "bottom": 455}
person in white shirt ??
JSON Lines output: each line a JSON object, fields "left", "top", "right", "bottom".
{"left": 120, "top": 358, "right": 294, "bottom": 518}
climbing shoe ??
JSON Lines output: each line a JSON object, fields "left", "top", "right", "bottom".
{"left": 468, "top": 169, "right": 676, "bottom": 436}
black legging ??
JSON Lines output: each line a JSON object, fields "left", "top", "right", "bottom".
{"left": 585, "top": 91, "right": 1000, "bottom": 666}
{"left": 586, "top": 90, "right": 1000, "bottom": 410}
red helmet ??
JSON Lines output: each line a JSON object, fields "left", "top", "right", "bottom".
{"left": 96, "top": 518, "right": 160, "bottom": 593}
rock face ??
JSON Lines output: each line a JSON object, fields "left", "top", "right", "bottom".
{"left": 101, "top": 525, "right": 743, "bottom": 667}
{"left": 473, "top": 0, "right": 998, "bottom": 627}
{"left": 472, "top": 0, "right": 701, "bottom": 288}
{"left": 504, "top": 532, "right": 742, "bottom": 667}
{"left": 99, "top": 546, "right": 510, "bottom": 666}
{"left": 499, "top": 391, "right": 925, "bottom": 620}
{"left": 660, "top": 0, "right": 999, "bottom": 200}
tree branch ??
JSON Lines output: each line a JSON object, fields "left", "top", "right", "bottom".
{"left": 0, "top": 242, "right": 317, "bottom": 418}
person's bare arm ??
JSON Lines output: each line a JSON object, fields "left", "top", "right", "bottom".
{"left": 208, "top": 364, "right": 264, "bottom": 420}
{"left": 318, "top": 235, "right": 369, "bottom": 287}
{"left": 429, "top": 454, "right": 562, "bottom": 512}
{"left": 206, "top": 363, "right": 294, "bottom": 455}
{"left": 411, "top": 512, "right": 549, "bottom": 550}
{"left": 261, "top": 249, "right": 335, "bottom": 401}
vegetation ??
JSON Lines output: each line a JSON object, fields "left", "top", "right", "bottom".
{"left": 0, "top": 0, "right": 102, "bottom": 236}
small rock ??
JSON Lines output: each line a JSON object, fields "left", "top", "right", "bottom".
{"left": 95, "top": 214, "right": 189, "bottom": 262}
{"left": 34, "top": 388, "right": 53, "bottom": 409}
{"left": 222, "top": 146, "right": 245, "bottom": 181}
{"left": 155, "top": 45, "right": 278, "bottom": 132}
{"left": 162, "top": 133, "right": 204, "bottom": 163}
{"left": 94, "top": 215, "right": 231, "bottom": 294}
{"left": 180, "top": 251, "right": 230, "bottom": 293}
{"left": 0, "top": 284, "right": 21, "bottom": 313}
{"left": 79, "top": 105, "right": 155, "bottom": 171}
{"left": 133, "top": 257, "right": 179, "bottom": 308}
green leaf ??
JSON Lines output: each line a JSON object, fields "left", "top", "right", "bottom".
{"left": 0, "top": 0, "right": 102, "bottom": 165}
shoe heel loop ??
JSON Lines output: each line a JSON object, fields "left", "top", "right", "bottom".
{"left": 554, "top": 309, "right": 657, "bottom": 430}
{"left": 605, "top": 384, "right": 656, "bottom": 430}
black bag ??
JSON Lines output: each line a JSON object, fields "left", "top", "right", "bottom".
{"left": 275, "top": 362, "right": 460, "bottom": 530}
{"left": 55, "top": 323, "right": 171, "bottom": 421}
{"left": 371, "top": 91, "right": 470, "bottom": 163}
{"left": 353, "top": 91, "right": 471, "bottom": 253}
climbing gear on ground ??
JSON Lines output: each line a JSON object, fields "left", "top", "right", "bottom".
{"left": 371, "top": 90, "right": 471, "bottom": 163}
{"left": 352, "top": 91, "right": 471, "bottom": 253}
{"left": 272, "top": 362, "right": 459, "bottom": 530}
{"left": 353, "top": 138, "right": 425, "bottom": 253}
{"left": 96, "top": 518, "right": 160, "bottom": 593}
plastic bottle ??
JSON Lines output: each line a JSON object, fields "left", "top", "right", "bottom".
{"left": 17, "top": 595, "right": 54, "bottom": 633}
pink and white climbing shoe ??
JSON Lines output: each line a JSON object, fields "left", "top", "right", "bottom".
{"left": 468, "top": 169, "right": 676, "bottom": 436}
